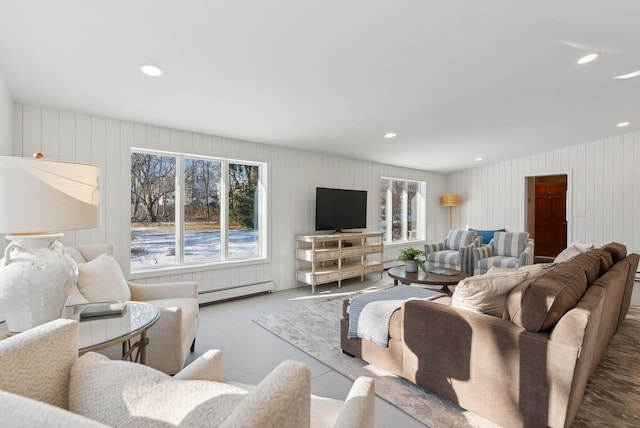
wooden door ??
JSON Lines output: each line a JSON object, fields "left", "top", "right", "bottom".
{"left": 535, "top": 182, "right": 567, "bottom": 257}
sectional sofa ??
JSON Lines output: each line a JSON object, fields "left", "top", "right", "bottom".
{"left": 341, "top": 242, "right": 639, "bottom": 427}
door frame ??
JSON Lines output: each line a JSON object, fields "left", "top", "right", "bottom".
{"left": 523, "top": 170, "right": 573, "bottom": 250}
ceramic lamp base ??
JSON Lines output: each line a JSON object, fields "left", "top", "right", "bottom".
{"left": 0, "top": 233, "right": 78, "bottom": 333}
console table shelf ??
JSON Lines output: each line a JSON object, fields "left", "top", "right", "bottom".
{"left": 295, "top": 231, "right": 384, "bottom": 293}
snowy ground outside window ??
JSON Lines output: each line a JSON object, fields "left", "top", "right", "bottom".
{"left": 131, "top": 227, "right": 259, "bottom": 269}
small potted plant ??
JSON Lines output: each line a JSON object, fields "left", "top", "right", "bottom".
{"left": 397, "top": 247, "right": 427, "bottom": 273}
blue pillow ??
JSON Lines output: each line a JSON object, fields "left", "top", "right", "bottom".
{"left": 468, "top": 228, "right": 506, "bottom": 244}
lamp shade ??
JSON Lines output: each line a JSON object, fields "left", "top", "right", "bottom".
{"left": 0, "top": 156, "right": 100, "bottom": 234}
{"left": 440, "top": 194, "right": 461, "bottom": 207}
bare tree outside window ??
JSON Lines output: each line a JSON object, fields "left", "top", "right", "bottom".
{"left": 228, "top": 163, "right": 259, "bottom": 259}
{"left": 184, "top": 158, "right": 222, "bottom": 264}
{"left": 130, "top": 151, "right": 264, "bottom": 270}
{"left": 131, "top": 153, "right": 176, "bottom": 265}
{"left": 380, "top": 177, "right": 425, "bottom": 243}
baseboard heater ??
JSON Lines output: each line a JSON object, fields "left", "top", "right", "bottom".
{"left": 198, "top": 281, "right": 274, "bottom": 305}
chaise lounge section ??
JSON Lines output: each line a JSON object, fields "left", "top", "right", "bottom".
{"left": 341, "top": 242, "right": 639, "bottom": 427}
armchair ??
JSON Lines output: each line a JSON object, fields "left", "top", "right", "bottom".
{"left": 472, "top": 231, "right": 534, "bottom": 275}
{"left": 67, "top": 244, "right": 199, "bottom": 375}
{"left": 424, "top": 229, "right": 481, "bottom": 275}
{"left": 0, "top": 319, "right": 375, "bottom": 428}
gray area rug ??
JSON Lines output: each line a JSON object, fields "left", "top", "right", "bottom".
{"left": 254, "top": 290, "right": 640, "bottom": 427}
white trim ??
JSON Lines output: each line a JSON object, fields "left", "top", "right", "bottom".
{"left": 198, "top": 281, "right": 274, "bottom": 304}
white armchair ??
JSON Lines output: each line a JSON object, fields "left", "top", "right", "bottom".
{"left": 0, "top": 319, "right": 375, "bottom": 428}
{"left": 68, "top": 244, "right": 199, "bottom": 374}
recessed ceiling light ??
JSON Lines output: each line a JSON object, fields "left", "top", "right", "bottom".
{"left": 613, "top": 70, "right": 640, "bottom": 80}
{"left": 140, "top": 64, "right": 164, "bottom": 77}
{"left": 617, "top": 121, "right": 630, "bottom": 127}
{"left": 384, "top": 133, "right": 397, "bottom": 139}
{"left": 577, "top": 53, "right": 599, "bottom": 64}
{"left": 475, "top": 157, "right": 483, "bottom": 162}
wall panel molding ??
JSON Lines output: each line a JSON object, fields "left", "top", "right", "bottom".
{"left": 12, "top": 103, "right": 446, "bottom": 295}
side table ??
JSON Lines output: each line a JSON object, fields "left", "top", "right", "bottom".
{"left": 62, "top": 301, "right": 159, "bottom": 364}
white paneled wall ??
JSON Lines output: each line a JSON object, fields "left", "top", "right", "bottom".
{"left": 447, "top": 133, "right": 640, "bottom": 255}
{"left": 0, "top": 69, "right": 11, "bottom": 156}
{"left": 11, "top": 104, "right": 446, "bottom": 299}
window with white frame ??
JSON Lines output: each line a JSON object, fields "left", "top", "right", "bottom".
{"left": 130, "top": 149, "right": 266, "bottom": 271}
{"left": 380, "top": 177, "right": 425, "bottom": 243}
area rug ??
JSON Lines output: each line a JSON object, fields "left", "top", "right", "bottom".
{"left": 254, "top": 290, "right": 640, "bottom": 427}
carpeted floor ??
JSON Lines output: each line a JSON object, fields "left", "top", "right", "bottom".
{"left": 254, "top": 288, "right": 640, "bottom": 427}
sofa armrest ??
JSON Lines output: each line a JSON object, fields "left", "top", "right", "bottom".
{"left": 424, "top": 239, "right": 446, "bottom": 255}
{"left": 0, "top": 391, "right": 109, "bottom": 427}
{"left": 458, "top": 243, "right": 477, "bottom": 275}
{"left": 0, "top": 319, "right": 78, "bottom": 409}
{"left": 472, "top": 244, "right": 493, "bottom": 266}
{"left": 220, "top": 360, "right": 311, "bottom": 428}
{"left": 174, "top": 349, "right": 223, "bottom": 382}
{"left": 401, "top": 299, "right": 581, "bottom": 427}
{"left": 519, "top": 239, "right": 535, "bottom": 266}
{"left": 128, "top": 281, "right": 197, "bottom": 301}
{"left": 333, "top": 376, "right": 375, "bottom": 428}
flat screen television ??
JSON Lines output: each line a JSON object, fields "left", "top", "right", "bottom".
{"left": 315, "top": 187, "right": 367, "bottom": 232}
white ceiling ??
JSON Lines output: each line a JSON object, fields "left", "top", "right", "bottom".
{"left": 0, "top": 1, "right": 638, "bottom": 172}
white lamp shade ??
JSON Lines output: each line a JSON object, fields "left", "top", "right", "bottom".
{"left": 0, "top": 156, "right": 100, "bottom": 234}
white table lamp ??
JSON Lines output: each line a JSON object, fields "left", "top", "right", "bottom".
{"left": 0, "top": 155, "right": 100, "bottom": 333}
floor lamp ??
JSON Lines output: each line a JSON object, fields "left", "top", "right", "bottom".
{"left": 440, "top": 194, "right": 461, "bottom": 230}
{"left": 0, "top": 155, "right": 100, "bottom": 333}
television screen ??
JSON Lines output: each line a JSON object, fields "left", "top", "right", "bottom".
{"left": 315, "top": 187, "right": 367, "bottom": 232}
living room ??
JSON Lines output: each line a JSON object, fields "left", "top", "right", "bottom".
{"left": 0, "top": 2, "right": 639, "bottom": 427}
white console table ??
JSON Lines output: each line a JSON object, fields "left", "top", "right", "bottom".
{"left": 295, "top": 231, "right": 384, "bottom": 294}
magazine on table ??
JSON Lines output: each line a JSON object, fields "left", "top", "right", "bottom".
{"left": 429, "top": 268, "right": 455, "bottom": 276}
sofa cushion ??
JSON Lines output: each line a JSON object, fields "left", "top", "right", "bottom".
{"left": 601, "top": 242, "right": 627, "bottom": 263}
{"left": 70, "top": 352, "right": 248, "bottom": 426}
{"left": 506, "top": 262, "right": 588, "bottom": 332}
{"left": 446, "top": 229, "right": 477, "bottom": 250}
{"left": 591, "top": 249, "right": 613, "bottom": 275}
{"left": 76, "top": 253, "right": 131, "bottom": 302}
{"left": 491, "top": 232, "right": 528, "bottom": 257}
{"left": 451, "top": 270, "right": 529, "bottom": 316}
{"left": 477, "top": 255, "right": 522, "bottom": 270}
{"left": 570, "top": 251, "right": 601, "bottom": 284}
{"left": 426, "top": 249, "right": 459, "bottom": 265}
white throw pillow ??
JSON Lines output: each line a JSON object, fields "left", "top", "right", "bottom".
{"left": 76, "top": 253, "right": 131, "bottom": 302}
{"left": 488, "top": 264, "right": 547, "bottom": 279}
{"left": 64, "top": 247, "right": 87, "bottom": 264}
{"left": 69, "top": 352, "right": 247, "bottom": 427}
{"left": 553, "top": 241, "right": 594, "bottom": 263}
{"left": 451, "top": 270, "right": 529, "bottom": 317}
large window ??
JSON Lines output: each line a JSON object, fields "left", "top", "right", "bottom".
{"left": 380, "top": 177, "right": 425, "bottom": 243}
{"left": 130, "top": 150, "right": 265, "bottom": 271}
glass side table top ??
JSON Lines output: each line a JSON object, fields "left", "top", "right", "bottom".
{"left": 62, "top": 301, "right": 160, "bottom": 353}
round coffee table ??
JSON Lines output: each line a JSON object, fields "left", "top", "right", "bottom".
{"left": 387, "top": 266, "right": 469, "bottom": 294}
